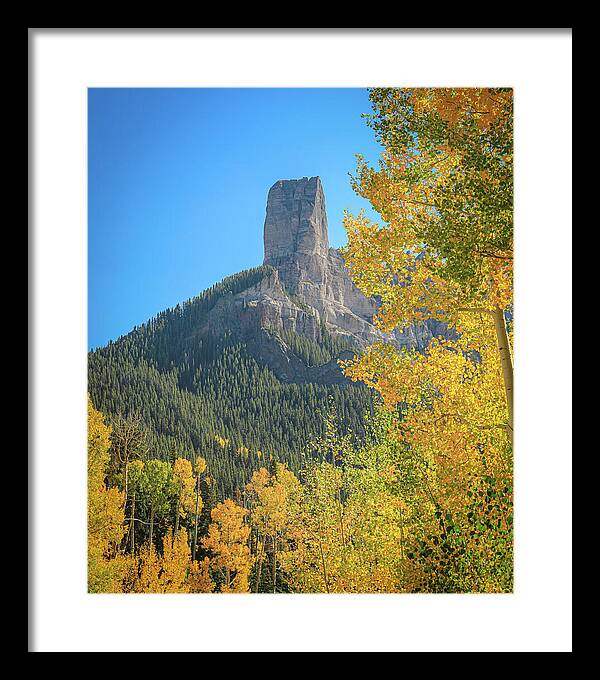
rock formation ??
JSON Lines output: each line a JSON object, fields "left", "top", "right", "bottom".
{"left": 263, "top": 177, "right": 378, "bottom": 347}
{"left": 264, "top": 177, "right": 330, "bottom": 299}
{"left": 199, "top": 176, "right": 446, "bottom": 383}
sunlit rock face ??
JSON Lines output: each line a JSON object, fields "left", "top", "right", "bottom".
{"left": 262, "top": 176, "right": 444, "bottom": 350}
{"left": 262, "top": 176, "right": 378, "bottom": 347}
{"left": 264, "top": 176, "right": 330, "bottom": 301}
{"left": 201, "top": 176, "right": 448, "bottom": 383}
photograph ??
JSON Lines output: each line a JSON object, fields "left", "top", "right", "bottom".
{"left": 30, "top": 29, "right": 572, "bottom": 652}
{"left": 88, "top": 87, "right": 514, "bottom": 595}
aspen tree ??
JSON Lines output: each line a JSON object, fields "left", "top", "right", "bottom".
{"left": 202, "top": 499, "right": 253, "bottom": 593}
{"left": 88, "top": 396, "right": 126, "bottom": 592}
{"left": 127, "top": 459, "right": 144, "bottom": 553}
{"left": 171, "top": 458, "right": 196, "bottom": 536}
{"left": 191, "top": 456, "right": 206, "bottom": 562}
{"left": 139, "top": 459, "right": 171, "bottom": 550}
{"left": 343, "top": 88, "right": 513, "bottom": 438}
{"left": 109, "top": 412, "right": 147, "bottom": 501}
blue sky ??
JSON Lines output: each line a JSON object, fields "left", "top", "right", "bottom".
{"left": 88, "top": 88, "right": 384, "bottom": 349}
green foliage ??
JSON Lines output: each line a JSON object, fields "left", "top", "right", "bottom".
{"left": 408, "top": 474, "right": 513, "bottom": 593}
{"left": 278, "top": 324, "right": 355, "bottom": 368}
{"left": 89, "top": 267, "right": 373, "bottom": 500}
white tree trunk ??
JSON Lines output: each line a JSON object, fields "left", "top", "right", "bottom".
{"left": 492, "top": 307, "right": 513, "bottom": 441}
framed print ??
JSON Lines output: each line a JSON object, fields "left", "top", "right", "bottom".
{"left": 30, "top": 28, "right": 572, "bottom": 652}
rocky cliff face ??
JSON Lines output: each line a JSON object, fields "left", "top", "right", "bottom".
{"left": 263, "top": 177, "right": 378, "bottom": 347}
{"left": 201, "top": 176, "right": 446, "bottom": 382}
{"left": 262, "top": 177, "right": 445, "bottom": 347}
{"left": 264, "top": 177, "right": 330, "bottom": 299}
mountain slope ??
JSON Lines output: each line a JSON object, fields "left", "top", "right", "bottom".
{"left": 88, "top": 266, "right": 374, "bottom": 497}
{"left": 88, "top": 176, "right": 444, "bottom": 498}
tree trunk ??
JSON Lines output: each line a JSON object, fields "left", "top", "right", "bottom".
{"left": 174, "top": 496, "right": 181, "bottom": 537}
{"left": 399, "top": 507, "right": 405, "bottom": 560}
{"left": 130, "top": 493, "right": 136, "bottom": 553}
{"left": 317, "top": 518, "right": 330, "bottom": 593}
{"left": 149, "top": 507, "right": 154, "bottom": 549}
{"left": 272, "top": 533, "right": 277, "bottom": 594}
{"left": 318, "top": 537, "right": 330, "bottom": 593}
{"left": 124, "top": 458, "right": 129, "bottom": 508}
{"left": 492, "top": 307, "right": 514, "bottom": 440}
{"left": 255, "top": 535, "right": 265, "bottom": 593}
{"left": 192, "top": 479, "right": 200, "bottom": 562}
{"left": 337, "top": 489, "right": 346, "bottom": 547}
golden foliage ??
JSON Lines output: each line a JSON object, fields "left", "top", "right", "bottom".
{"left": 344, "top": 87, "right": 513, "bottom": 328}
{"left": 160, "top": 529, "right": 193, "bottom": 593}
{"left": 194, "top": 456, "right": 207, "bottom": 476}
{"left": 187, "top": 557, "right": 214, "bottom": 593}
{"left": 202, "top": 499, "right": 254, "bottom": 593}
{"left": 124, "top": 530, "right": 200, "bottom": 593}
{"left": 342, "top": 86, "right": 514, "bottom": 455}
{"left": 88, "top": 396, "right": 126, "bottom": 593}
{"left": 214, "top": 435, "right": 229, "bottom": 449}
{"left": 172, "top": 457, "right": 197, "bottom": 526}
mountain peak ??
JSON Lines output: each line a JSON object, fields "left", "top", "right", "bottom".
{"left": 263, "top": 176, "right": 329, "bottom": 272}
